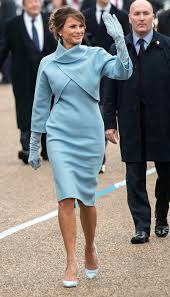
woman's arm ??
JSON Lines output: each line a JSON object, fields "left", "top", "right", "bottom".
{"left": 101, "top": 13, "right": 133, "bottom": 80}
{"left": 29, "top": 59, "right": 52, "bottom": 170}
{"left": 31, "top": 59, "right": 53, "bottom": 133}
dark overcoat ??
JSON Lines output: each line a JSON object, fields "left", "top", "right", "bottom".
{"left": 104, "top": 31, "right": 170, "bottom": 162}
{"left": 0, "top": 13, "right": 56, "bottom": 130}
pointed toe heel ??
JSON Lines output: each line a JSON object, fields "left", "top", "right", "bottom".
{"left": 85, "top": 268, "right": 99, "bottom": 279}
{"left": 63, "top": 280, "right": 78, "bottom": 288}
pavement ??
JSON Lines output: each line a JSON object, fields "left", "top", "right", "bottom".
{"left": 0, "top": 85, "right": 170, "bottom": 297}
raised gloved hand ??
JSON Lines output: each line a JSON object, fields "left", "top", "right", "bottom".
{"left": 102, "top": 13, "right": 124, "bottom": 40}
{"left": 102, "top": 13, "right": 129, "bottom": 63}
{"left": 28, "top": 131, "right": 42, "bottom": 170}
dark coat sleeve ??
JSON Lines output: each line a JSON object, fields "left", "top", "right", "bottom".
{"left": 103, "top": 44, "right": 118, "bottom": 130}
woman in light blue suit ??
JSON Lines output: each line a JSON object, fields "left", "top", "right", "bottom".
{"left": 29, "top": 6, "right": 132, "bottom": 287}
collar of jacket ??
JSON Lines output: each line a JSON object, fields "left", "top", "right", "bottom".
{"left": 54, "top": 40, "right": 87, "bottom": 63}
{"left": 125, "top": 30, "right": 166, "bottom": 50}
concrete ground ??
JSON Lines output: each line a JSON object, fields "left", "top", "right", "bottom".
{"left": 0, "top": 85, "right": 170, "bottom": 297}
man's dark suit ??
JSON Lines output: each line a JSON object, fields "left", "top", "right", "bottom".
{"left": 157, "top": 9, "right": 170, "bottom": 37}
{"left": 104, "top": 31, "right": 170, "bottom": 235}
{"left": 0, "top": 13, "right": 56, "bottom": 158}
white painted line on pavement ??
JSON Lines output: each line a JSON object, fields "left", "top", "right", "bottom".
{"left": 0, "top": 167, "right": 156, "bottom": 240}
{"left": 0, "top": 210, "right": 58, "bottom": 240}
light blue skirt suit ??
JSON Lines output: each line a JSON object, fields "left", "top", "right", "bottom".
{"left": 31, "top": 41, "right": 132, "bottom": 206}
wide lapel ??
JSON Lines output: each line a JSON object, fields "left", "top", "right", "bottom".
{"left": 110, "top": 4, "right": 118, "bottom": 15}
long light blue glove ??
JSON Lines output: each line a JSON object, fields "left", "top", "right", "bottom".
{"left": 102, "top": 13, "right": 129, "bottom": 63}
{"left": 28, "top": 132, "right": 42, "bottom": 170}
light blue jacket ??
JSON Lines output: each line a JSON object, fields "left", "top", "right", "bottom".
{"left": 31, "top": 41, "right": 133, "bottom": 133}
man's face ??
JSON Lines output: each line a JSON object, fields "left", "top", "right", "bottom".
{"left": 23, "top": 0, "right": 41, "bottom": 17}
{"left": 96, "top": 0, "right": 110, "bottom": 7}
{"left": 129, "top": 0, "right": 154, "bottom": 37}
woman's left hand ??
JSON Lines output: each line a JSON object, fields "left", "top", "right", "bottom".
{"left": 102, "top": 13, "right": 124, "bottom": 40}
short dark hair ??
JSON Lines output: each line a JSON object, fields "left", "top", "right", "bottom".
{"left": 49, "top": 6, "right": 86, "bottom": 40}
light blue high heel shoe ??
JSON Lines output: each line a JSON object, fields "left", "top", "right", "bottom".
{"left": 63, "top": 280, "right": 79, "bottom": 288}
{"left": 85, "top": 244, "right": 99, "bottom": 279}
{"left": 85, "top": 268, "right": 99, "bottom": 279}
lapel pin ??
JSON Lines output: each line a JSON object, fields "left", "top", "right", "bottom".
{"left": 156, "top": 41, "right": 160, "bottom": 45}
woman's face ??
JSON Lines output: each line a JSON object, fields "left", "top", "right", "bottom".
{"left": 59, "top": 17, "right": 85, "bottom": 49}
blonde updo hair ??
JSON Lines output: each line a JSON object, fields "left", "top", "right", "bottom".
{"left": 49, "top": 6, "right": 86, "bottom": 40}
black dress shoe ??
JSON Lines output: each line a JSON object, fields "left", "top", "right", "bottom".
{"left": 18, "top": 150, "right": 29, "bottom": 164}
{"left": 155, "top": 223, "right": 169, "bottom": 238}
{"left": 131, "top": 231, "right": 149, "bottom": 244}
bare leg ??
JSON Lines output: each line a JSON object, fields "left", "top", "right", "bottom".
{"left": 58, "top": 198, "right": 77, "bottom": 281}
{"left": 78, "top": 201, "right": 98, "bottom": 269}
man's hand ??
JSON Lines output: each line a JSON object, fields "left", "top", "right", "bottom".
{"left": 105, "top": 129, "right": 119, "bottom": 144}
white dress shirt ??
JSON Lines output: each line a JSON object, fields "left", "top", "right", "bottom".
{"left": 23, "top": 12, "right": 44, "bottom": 51}
{"left": 96, "top": 2, "right": 111, "bottom": 24}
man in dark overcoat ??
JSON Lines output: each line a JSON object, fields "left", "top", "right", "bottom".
{"left": 103, "top": 0, "right": 170, "bottom": 243}
{"left": 0, "top": 0, "right": 56, "bottom": 163}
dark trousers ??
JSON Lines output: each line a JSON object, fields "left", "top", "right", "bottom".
{"left": 126, "top": 162, "right": 170, "bottom": 235}
{"left": 155, "top": 162, "right": 170, "bottom": 225}
{"left": 20, "top": 130, "right": 47, "bottom": 157}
